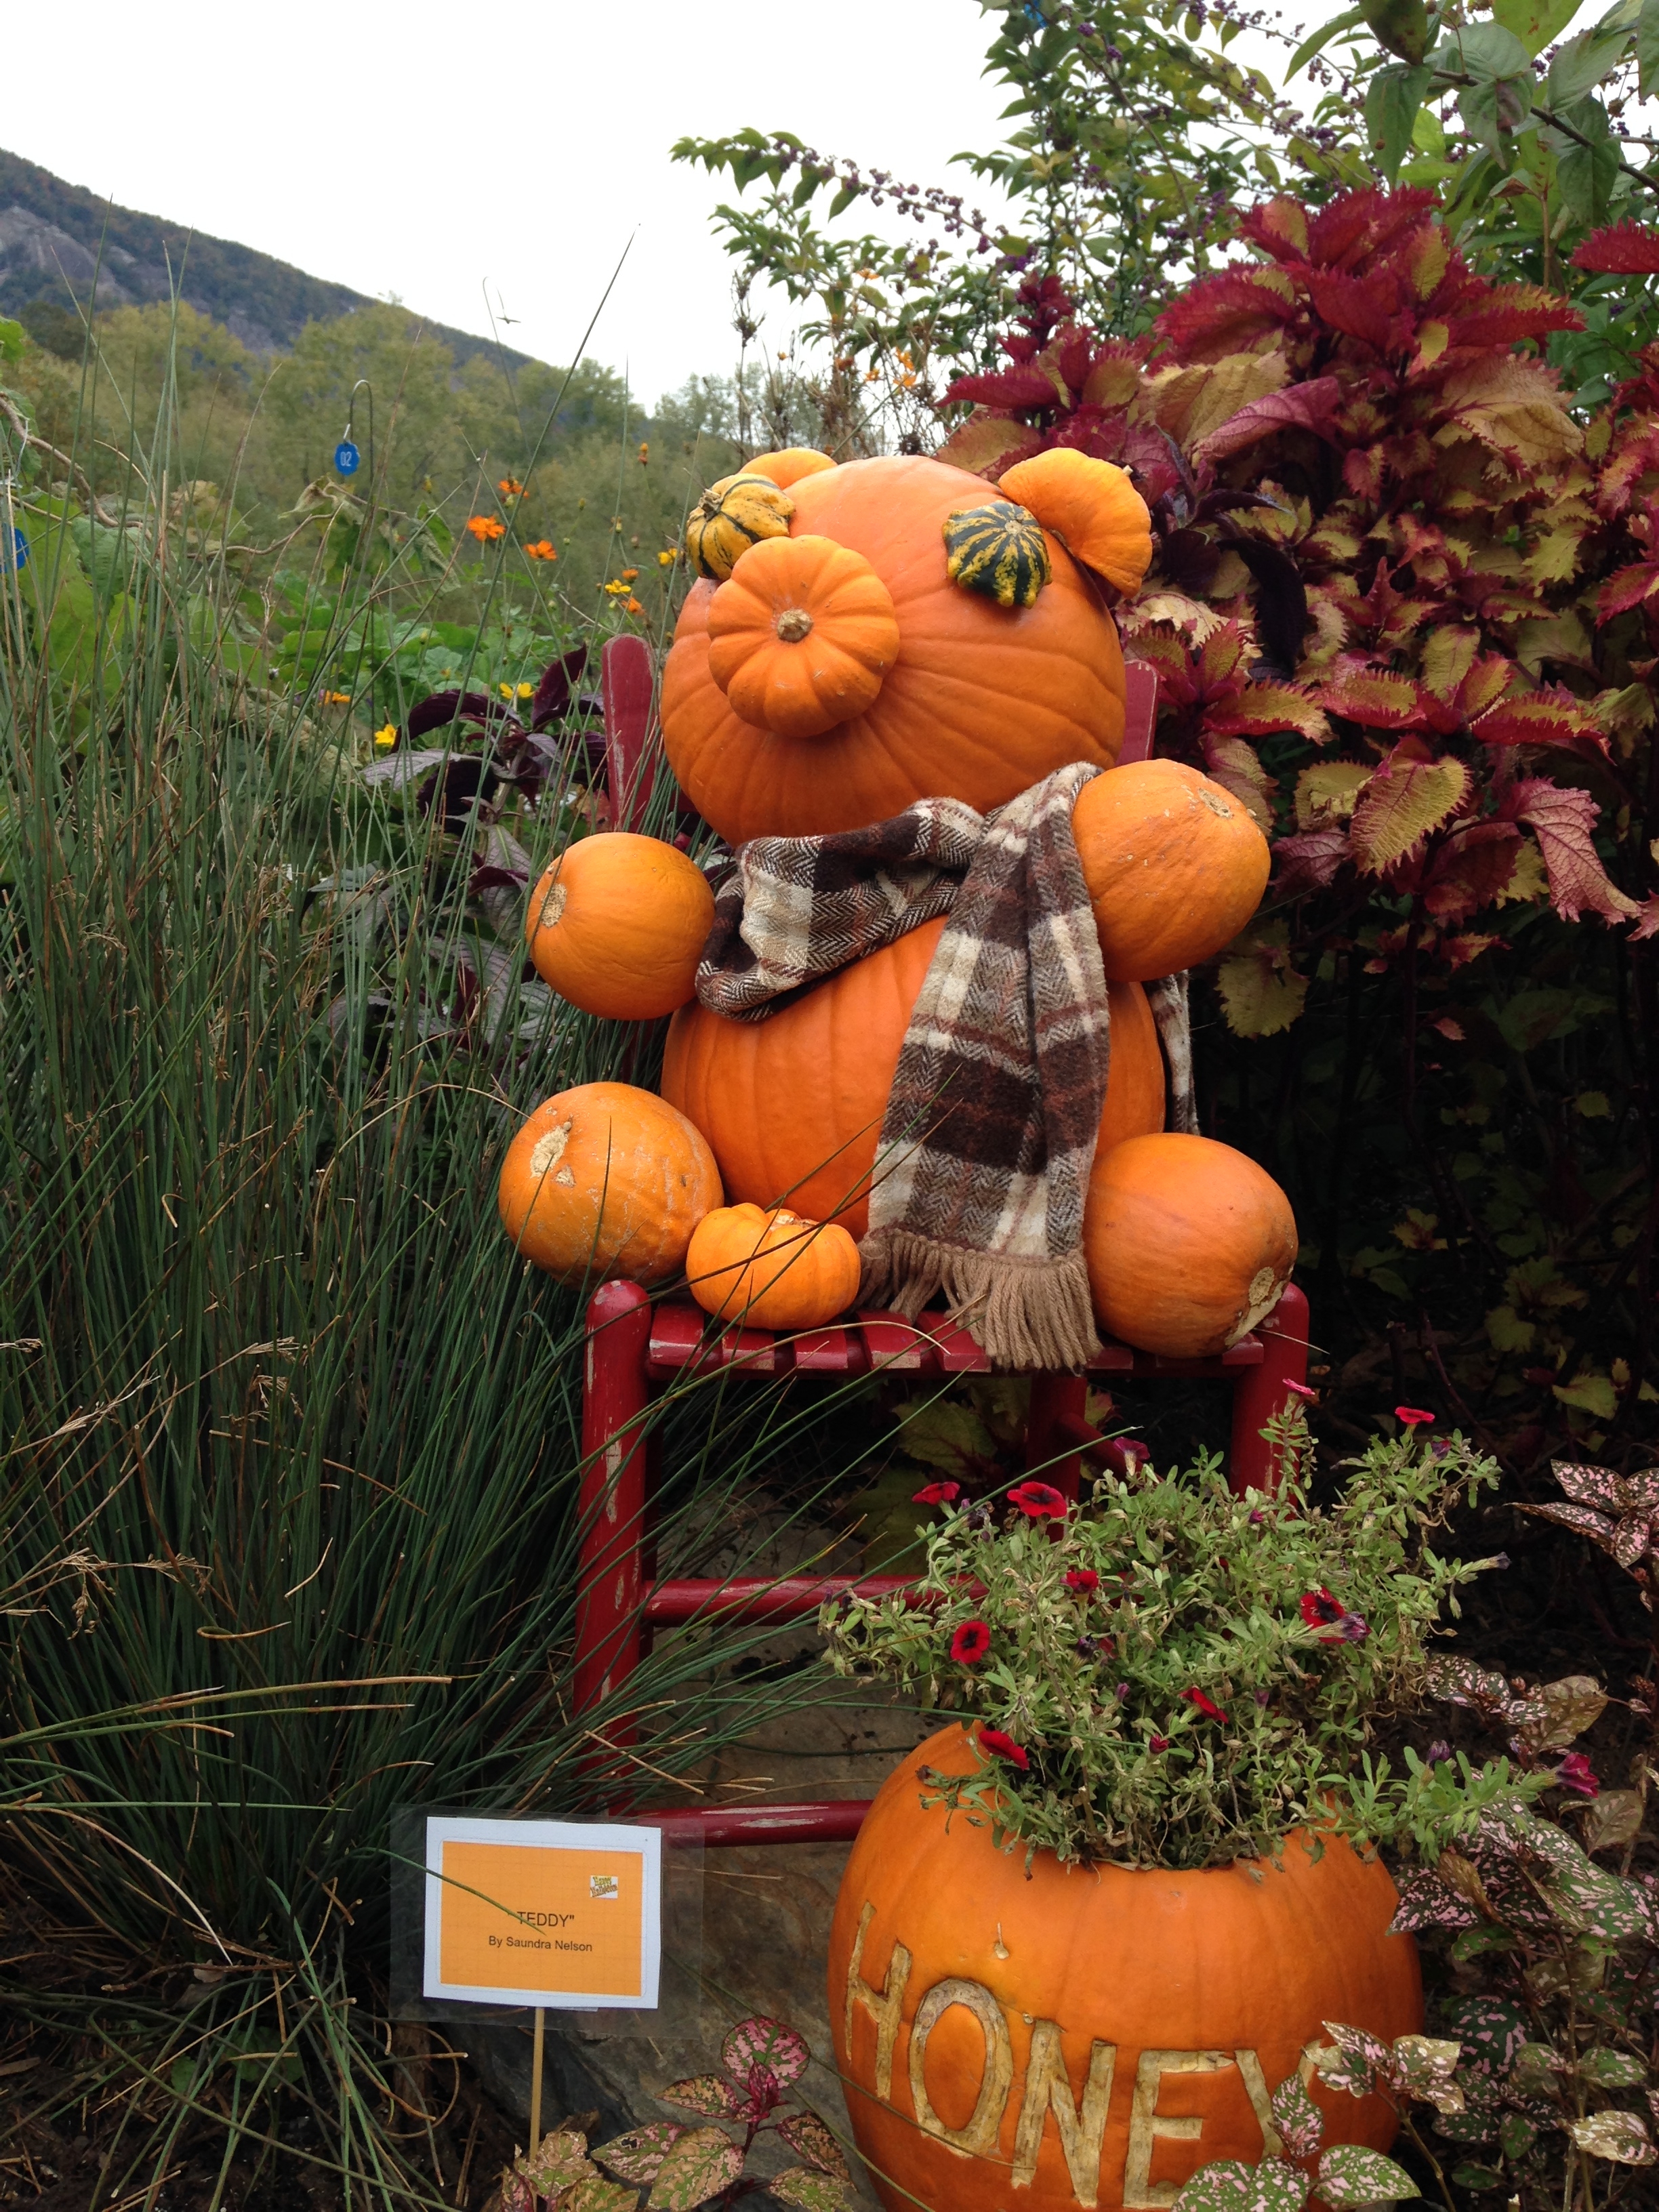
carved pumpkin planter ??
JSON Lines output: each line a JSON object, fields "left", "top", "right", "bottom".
{"left": 829, "top": 1727, "right": 1422, "bottom": 2212}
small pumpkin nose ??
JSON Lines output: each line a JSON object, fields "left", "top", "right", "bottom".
{"left": 705, "top": 533, "right": 899, "bottom": 740}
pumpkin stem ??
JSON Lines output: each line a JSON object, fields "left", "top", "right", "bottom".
{"left": 774, "top": 608, "right": 814, "bottom": 643}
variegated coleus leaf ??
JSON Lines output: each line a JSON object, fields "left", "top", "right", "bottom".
{"left": 646, "top": 2125, "right": 746, "bottom": 2211}
{"left": 557, "top": 2181, "right": 638, "bottom": 2212}
{"left": 1171, "top": 2155, "right": 1309, "bottom": 2212}
{"left": 1436, "top": 1995, "right": 1527, "bottom": 2096}
{"left": 592, "top": 2122, "right": 684, "bottom": 2186}
{"left": 657, "top": 2074, "right": 739, "bottom": 2118}
{"left": 1422, "top": 1655, "right": 1522, "bottom": 1723}
{"left": 1390, "top": 2035, "right": 1465, "bottom": 2114}
{"left": 1269, "top": 2072, "right": 1324, "bottom": 2159}
{"left": 1318, "top": 2022, "right": 1393, "bottom": 2097}
{"left": 1510, "top": 1673, "right": 1608, "bottom": 1755}
{"left": 1317, "top": 2144, "right": 1421, "bottom": 2206}
{"left": 1553, "top": 1459, "right": 1629, "bottom": 1511}
{"left": 520, "top": 2131, "right": 598, "bottom": 2196}
{"left": 1569, "top": 2110, "right": 1656, "bottom": 2165}
{"left": 776, "top": 2112, "right": 852, "bottom": 2180}
{"left": 767, "top": 2167, "right": 859, "bottom": 2212}
{"left": 721, "top": 2015, "right": 810, "bottom": 2091}
{"left": 1389, "top": 1868, "right": 1480, "bottom": 1935}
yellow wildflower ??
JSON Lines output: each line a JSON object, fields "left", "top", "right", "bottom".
{"left": 658, "top": 550, "right": 675, "bottom": 567}
{"left": 322, "top": 690, "right": 351, "bottom": 705}
{"left": 373, "top": 724, "right": 398, "bottom": 749}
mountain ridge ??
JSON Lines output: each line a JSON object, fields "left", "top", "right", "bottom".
{"left": 0, "top": 146, "right": 528, "bottom": 367}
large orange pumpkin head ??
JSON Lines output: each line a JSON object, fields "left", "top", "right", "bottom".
{"left": 661, "top": 455, "right": 1141, "bottom": 845}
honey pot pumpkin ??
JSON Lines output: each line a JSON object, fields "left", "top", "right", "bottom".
{"left": 661, "top": 453, "right": 1139, "bottom": 844}
{"left": 830, "top": 1727, "right": 1422, "bottom": 2212}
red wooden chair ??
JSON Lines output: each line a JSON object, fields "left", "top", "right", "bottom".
{"left": 574, "top": 638, "right": 1309, "bottom": 1846}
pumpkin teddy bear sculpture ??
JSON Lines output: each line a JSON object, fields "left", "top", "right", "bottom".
{"left": 498, "top": 443, "right": 1295, "bottom": 1363}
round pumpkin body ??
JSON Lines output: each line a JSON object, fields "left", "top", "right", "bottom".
{"left": 661, "top": 455, "right": 1128, "bottom": 844}
{"left": 1072, "top": 762, "right": 1271, "bottom": 983}
{"left": 525, "top": 833, "right": 714, "bottom": 1019}
{"left": 663, "top": 923, "right": 1165, "bottom": 1241}
{"left": 1084, "top": 1132, "right": 1297, "bottom": 1357}
{"left": 497, "top": 1082, "right": 721, "bottom": 1286}
{"left": 829, "top": 1725, "right": 1421, "bottom": 2212}
{"left": 686, "top": 1203, "right": 862, "bottom": 1328}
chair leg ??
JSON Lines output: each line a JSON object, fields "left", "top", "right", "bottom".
{"left": 1227, "top": 1282, "right": 1311, "bottom": 1498}
{"left": 1026, "top": 1372, "right": 1090, "bottom": 1502}
{"left": 575, "top": 1282, "right": 653, "bottom": 1727}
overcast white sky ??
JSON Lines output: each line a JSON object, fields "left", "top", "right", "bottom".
{"left": 5, "top": 0, "right": 1031, "bottom": 407}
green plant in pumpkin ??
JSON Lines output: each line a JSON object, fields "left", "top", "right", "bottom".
{"left": 823, "top": 1410, "right": 1527, "bottom": 1870}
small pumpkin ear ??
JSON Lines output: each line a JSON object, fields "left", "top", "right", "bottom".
{"left": 705, "top": 535, "right": 899, "bottom": 740}
{"left": 997, "top": 450, "right": 1153, "bottom": 596}
{"left": 743, "top": 447, "right": 838, "bottom": 490}
{"left": 942, "top": 500, "right": 1051, "bottom": 609}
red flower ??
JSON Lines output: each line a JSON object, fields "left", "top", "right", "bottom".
{"left": 979, "top": 1727, "right": 1029, "bottom": 1770}
{"left": 1395, "top": 1406, "right": 1435, "bottom": 1427}
{"left": 1300, "top": 1588, "right": 1345, "bottom": 1629}
{"left": 950, "top": 1620, "right": 991, "bottom": 1666}
{"left": 1182, "top": 1687, "right": 1227, "bottom": 1721}
{"left": 913, "top": 1481, "right": 961, "bottom": 1505}
{"left": 1555, "top": 1752, "right": 1600, "bottom": 1798}
{"left": 1008, "top": 1481, "right": 1067, "bottom": 1519}
{"left": 1063, "top": 1568, "right": 1100, "bottom": 1593}
{"left": 1149, "top": 1733, "right": 1170, "bottom": 1752}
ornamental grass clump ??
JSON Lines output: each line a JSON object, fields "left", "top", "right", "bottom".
{"left": 825, "top": 1419, "right": 1515, "bottom": 1870}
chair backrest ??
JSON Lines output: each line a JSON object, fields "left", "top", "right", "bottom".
{"left": 1119, "top": 658, "right": 1158, "bottom": 764}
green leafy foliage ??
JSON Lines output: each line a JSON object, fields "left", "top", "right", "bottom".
{"left": 824, "top": 1420, "right": 1513, "bottom": 1868}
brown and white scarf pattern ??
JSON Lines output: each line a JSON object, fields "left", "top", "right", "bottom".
{"left": 697, "top": 767, "right": 1194, "bottom": 1369}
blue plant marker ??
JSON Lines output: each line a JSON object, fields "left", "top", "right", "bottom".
{"left": 334, "top": 439, "right": 361, "bottom": 477}
{"left": 4, "top": 527, "right": 25, "bottom": 571}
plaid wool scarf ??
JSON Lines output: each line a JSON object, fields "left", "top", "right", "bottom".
{"left": 696, "top": 766, "right": 1195, "bottom": 1368}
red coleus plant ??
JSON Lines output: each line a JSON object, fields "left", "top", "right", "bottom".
{"left": 938, "top": 186, "right": 1659, "bottom": 1037}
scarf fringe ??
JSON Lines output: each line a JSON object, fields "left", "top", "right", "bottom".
{"left": 859, "top": 1227, "right": 1101, "bottom": 1372}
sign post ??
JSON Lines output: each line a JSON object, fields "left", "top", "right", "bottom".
{"left": 419, "top": 1815, "right": 664, "bottom": 2158}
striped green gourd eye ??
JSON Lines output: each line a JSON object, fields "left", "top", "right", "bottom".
{"left": 942, "top": 499, "right": 1051, "bottom": 610}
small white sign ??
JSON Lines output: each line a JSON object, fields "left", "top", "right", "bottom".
{"left": 422, "top": 1815, "right": 661, "bottom": 2011}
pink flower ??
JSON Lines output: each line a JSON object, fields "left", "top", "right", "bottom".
{"left": 1149, "top": 1733, "right": 1169, "bottom": 1752}
{"left": 1008, "top": 1480, "right": 1067, "bottom": 1520}
{"left": 979, "top": 1727, "right": 1029, "bottom": 1770}
{"left": 913, "top": 1480, "right": 961, "bottom": 1505}
{"left": 1395, "top": 1406, "right": 1435, "bottom": 1427}
{"left": 1064, "top": 1568, "right": 1100, "bottom": 1593}
{"left": 950, "top": 1620, "right": 991, "bottom": 1666}
{"left": 1555, "top": 1752, "right": 1600, "bottom": 1798}
{"left": 1182, "top": 1687, "right": 1227, "bottom": 1721}
{"left": 1286, "top": 1379, "right": 1319, "bottom": 1403}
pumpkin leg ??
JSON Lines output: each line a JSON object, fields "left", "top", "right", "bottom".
{"left": 1227, "top": 1282, "right": 1311, "bottom": 1499}
{"left": 576, "top": 1282, "right": 653, "bottom": 1757}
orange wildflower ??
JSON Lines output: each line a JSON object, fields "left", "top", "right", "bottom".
{"left": 624, "top": 597, "right": 644, "bottom": 615}
{"left": 525, "top": 539, "right": 558, "bottom": 561}
{"left": 620, "top": 567, "right": 639, "bottom": 581}
{"left": 321, "top": 690, "right": 351, "bottom": 704}
{"left": 498, "top": 478, "right": 525, "bottom": 497}
{"left": 466, "top": 515, "right": 506, "bottom": 542}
